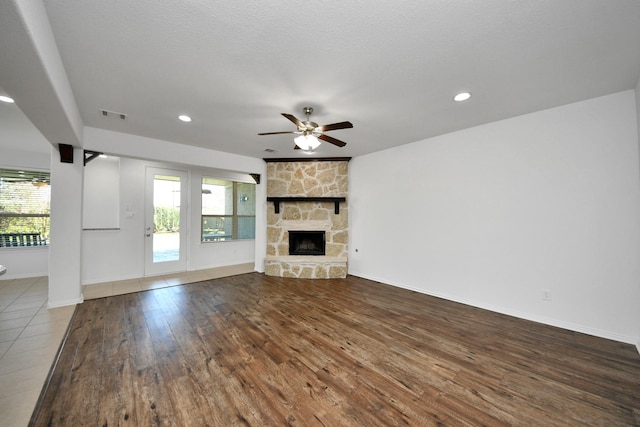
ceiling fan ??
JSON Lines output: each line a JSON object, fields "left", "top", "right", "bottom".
{"left": 258, "top": 107, "right": 353, "bottom": 151}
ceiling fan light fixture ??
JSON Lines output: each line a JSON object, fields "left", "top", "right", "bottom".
{"left": 454, "top": 92, "right": 471, "bottom": 102}
{"left": 259, "top": 106, "right": 352, "bottom": 151}
{"left": 294, "top": 134, "right": 321, "bottom": 151}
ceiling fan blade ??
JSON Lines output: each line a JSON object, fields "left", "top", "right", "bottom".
{"left": 317, "top": 121, "right": 353, "bottom": 132}
{"left": 282, "top": 113, "right": 304, "bottom": 128}
{"left": 258, "top": 131, "right": 295, "bottom": 135}
{"left": 318, "top": 133, "right": 347, "bottom": 147}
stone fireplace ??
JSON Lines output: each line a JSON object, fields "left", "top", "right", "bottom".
{"left": 264, "top": 158, "right": 349, "bottom": 278}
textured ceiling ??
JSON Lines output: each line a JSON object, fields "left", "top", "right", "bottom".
{"left": 4, "top": 1, "right": 640, "bottom": 159}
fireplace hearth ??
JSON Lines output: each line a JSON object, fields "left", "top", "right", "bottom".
{"left": 289, "top": 230, "right": 326, "bottom": 256}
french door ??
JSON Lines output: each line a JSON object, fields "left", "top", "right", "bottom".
{"left": 144, "top": 167, "right": 188, "bottom": 276}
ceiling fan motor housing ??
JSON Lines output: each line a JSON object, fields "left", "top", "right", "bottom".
{"left": 258, "top": 105, "right": 352, "bottom": 148}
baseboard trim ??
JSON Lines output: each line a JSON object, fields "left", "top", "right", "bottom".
{"left": 47, "top": 296, "right": 83, "bottom": 309}
{"left": 83, "top": 262, "right": 256, "bottom": 285}
{"left": 0, "top": 271, "right": 49, "bottom": 280}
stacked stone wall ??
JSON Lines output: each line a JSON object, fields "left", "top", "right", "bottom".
{"left": 265, "top": 160, "right": 348, "bottom": 278}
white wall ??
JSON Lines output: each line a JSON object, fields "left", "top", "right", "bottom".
{"left": 82, "top": 157, "right": 259, "bottom": 283}
{"left": 349, "top": 90, "right": 640, "bottom": 345}
{"left": 80, "top": 128, "right": 266, "bottom": 284}
{"left": 0, "top": 246, "right": 48, "bottom": 279}
{"left": 48, "top": 146, "right": 84, "bottom": 307}
{"left": 83, "top": 155, "right": 120, "bottom": 229}
{"left": 2, "top": 127, "right": 267, "bottom": 284}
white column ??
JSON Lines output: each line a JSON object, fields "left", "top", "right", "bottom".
{"left": 48, "top": 146, "right": 84, "bottom": 307}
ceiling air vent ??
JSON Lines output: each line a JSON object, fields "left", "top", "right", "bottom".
{"left": 99, "top": 109, "right": 126, "bottom": 120}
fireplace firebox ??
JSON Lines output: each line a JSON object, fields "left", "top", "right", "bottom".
{"left": 289, "top": 231, "right": 326, "bottom": 256}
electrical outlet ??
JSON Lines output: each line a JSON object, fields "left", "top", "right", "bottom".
{"left": 542, "top": 289, "right": 552, "bottom": 301}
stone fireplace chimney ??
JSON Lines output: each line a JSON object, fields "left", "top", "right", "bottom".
{"left": 264, "top": 158, "right": 349, "bottom": 278}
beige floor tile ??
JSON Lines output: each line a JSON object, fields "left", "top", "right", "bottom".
{"left": 0, "top": 341, "right": 11, "bottom": 358}
{"left": 0, "top": 327, "right": 23, "bottom": 343}
{"left": 83, "top": 285, "right": 114, "bottom": 300}
{"left": 0, "top": 388, "right": 41, "bottom": 427}
{"left": 0, "top": 285, "right": 20, "bottom": 296}
{"left": 184, "top": 270, "right": 210, "bottom": 282}
{"left": 113, "top": 279, "right": 143, "bottom": 295}
{"left": 0, "top": 275, "right": 61, "bottom": 427}
{"left": 1, "top": 278, "right": 31, "bottom": 287}
{"left": 5, "top": 334, "right": 62, "bottom": 358}
{"left": 0, "top": 307, "right": 39, "bottom": 322}
{"left": 0, "top": 348, "right": 55, "bottom": 376}
{"left": 0, "top": 293, "right": 18, "bottom": 304}
{"left": 13, "top": 293, "right": 47, "bottom": 304}
{"left": 0, "top": 363, "right": 50, "bottom": 398}
{"left": 83, "top": 281, "right": 113, "bottom": 290}
{"left": 0, "top": 316, "right": 32, "bottom": 332}
{"left": 19, "top": 319, "right": 70, "bottom": 339}
{"left": 2, "top": 299, "right": 46, "bottom": 313}
{"left": 140, "top": 277, "right": 169, "bottom": 290}
{"left": 83, "top": 291, "right": 111, "bottom": 300}
{"left": 27, "top": 284, "right": 48, "bottom": 293}
{"left": 112, "top": 278, "right": 141, "bottom": 286}
{"left": 162, "top": 276, "right": 189, "bottom": 286}
{"left": 141, "top": 283, "right": 169, "bottom": 291}
{"left": 30, "top": 305, "right": 74, "bottom": 325}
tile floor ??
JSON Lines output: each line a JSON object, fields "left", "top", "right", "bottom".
{"left": 0, "top": 276, "right": 73, "bottom": 427}
{"left": 0, "top": 263, "right": 253, "bottom": 427}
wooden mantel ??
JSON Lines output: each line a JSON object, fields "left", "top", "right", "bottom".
{"left": 267, "top": 197, "right": 346, "bottom": 214}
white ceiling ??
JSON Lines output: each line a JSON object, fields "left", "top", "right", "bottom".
{"left": 0, "top": 98, "right": 50, "bottom": 154}
{"left": 3, "top": 0, "right": 640, "bottom": 159}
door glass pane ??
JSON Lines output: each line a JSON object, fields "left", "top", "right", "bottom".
{"left": 153, "top": 174, "right": 181, "bottom": 263}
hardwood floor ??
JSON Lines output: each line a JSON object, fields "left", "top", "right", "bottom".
{"left": 31, "top": 273, "right": 640, "bottom": 426}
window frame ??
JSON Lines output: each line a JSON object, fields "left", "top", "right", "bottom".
{"left": 0, "top": 168, "right": 51, "bottom": 248}
{"left": 200, "top": 178, "right": 256, "bottom": 243}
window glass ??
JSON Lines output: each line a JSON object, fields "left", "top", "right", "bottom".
{"left": 201, "top": 178, "right": 255, "bottom": 242}
{"left": 0, "top": 169, "right": 50, "bottom": 247}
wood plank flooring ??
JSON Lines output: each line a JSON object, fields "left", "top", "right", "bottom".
{"left": 31, "top": 273, "right": 640, "bottom": 426}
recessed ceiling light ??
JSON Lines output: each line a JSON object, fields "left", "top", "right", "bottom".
{"left": 0, "top": 95, "right": 15, "bottom": 103}
{"left": 178, "top": 115, "right": 192, "bottom": 122}
{"left": 454, "top": 92, "right": 471, "bottom": 102}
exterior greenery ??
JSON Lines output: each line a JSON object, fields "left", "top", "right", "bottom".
{"left": 0, "top": 170, "right": 51, "bottom": 245}
{"left": 153, "top": 206, "right": 180, "bottom": 232}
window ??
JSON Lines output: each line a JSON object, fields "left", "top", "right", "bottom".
{"left": 201, "top": 177, "right": 255, "bottom": 242}
{"left": 0, "top": 168, "right": 50, "bottom": 247}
